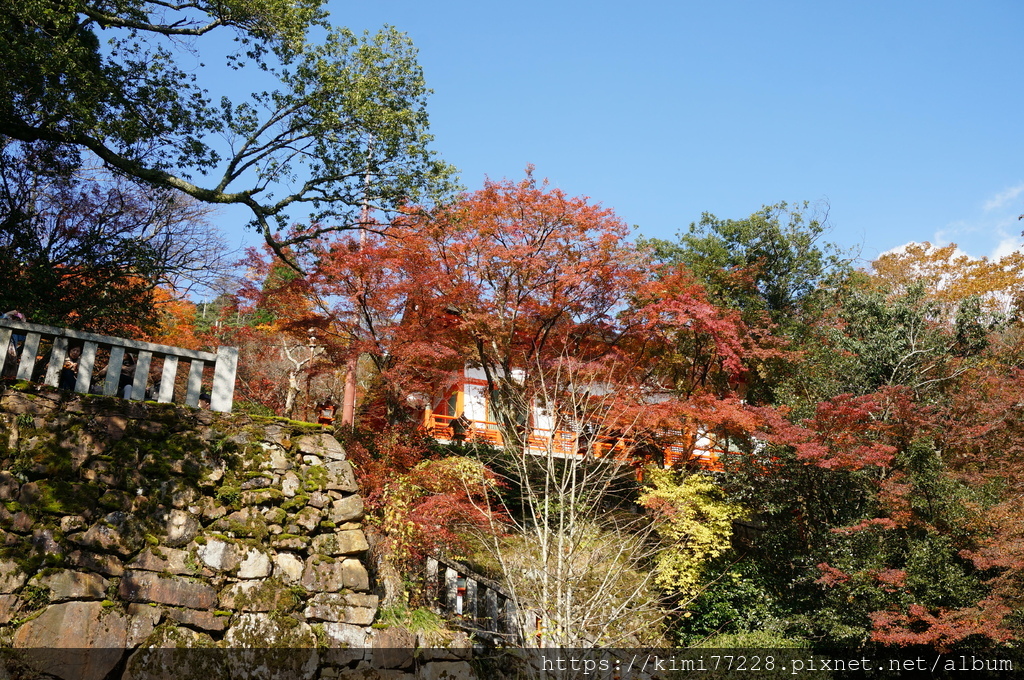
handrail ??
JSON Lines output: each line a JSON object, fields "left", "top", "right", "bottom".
{"left": 425, "top": 413, "right": 632, "bottom": 456}
{"left": 423, "top": 412, "right": 728, "bottom": 469}
{"left": 0, "top": 318, "right": 237, "bottom": 412}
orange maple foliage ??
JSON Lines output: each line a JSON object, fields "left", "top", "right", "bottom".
{"left": 144, "top": 287, "right": 206, "bottom": 350}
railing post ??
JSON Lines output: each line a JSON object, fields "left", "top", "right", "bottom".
{"left": 43, "top": 336, "right": 68, "bottom": 387}
{"left": 0, "top": 328, "right": 11, "bottom": 376}
{"left": 157, "top": 356, "right": 178, "bottom": 403}
{"left": 211, "top": 346, "right": 238, "bottom": 413}
{"left": 465, "top": 577, "right": 478, "bottom": 620}
{"left": 185, "top": 360, "right": 204, "bottom": 407}
{"left": 131, "top": 351, "right": 152, "bottom": 400}
{"left": 104, "top": 346, "right": 126, "bottom": 397}
{"left": 444, "top": 567, "right": 458, "bottom": 615}
{"left": 485, "top": 588, "right": 499, "bottom": 632}
{"left": 76, "top": 342, "right": 97, "bottom": 394}
{"left": 16, "top": 332, "right": 41, "bottom": 381}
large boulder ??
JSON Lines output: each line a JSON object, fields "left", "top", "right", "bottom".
{"left": 329, "top": 494, "right": 364, "bottom": 523}
{"left": 0, "top": 558, "right": 27, "bottom": 593}
{"left": 68, "top": 511, "right": 145, "bottom": 557}
{"left": 321, "top": 621, "right": 368, "bottom": 648}
{"left": 303, "top": 592, "right": 376, "bottom": 624}
{"left": 12, "top": 601, "right": 129, "bottom": 680}
{"left": 195, "top": 538, "right": 240, "bottom": 572}
{"left": 301, "top": 557, "right": 369, "bottom": 593}
{"left": 325, "top": 461, "right": 358, "bottom": 492}
{"left": 28, "top": 569, "right": 108, "bottom": 601}
{"left": 293, "top": 434, "right": 346, "bottom": 461}
{"left": 130, "top": 547, "right": 202, "bottom": 575}
{"left": 237, "top": 547, "right": 273, "bottom": 578}
{"left": 225, "top": 612, "right": 317, "bottom": 647}
{"left": 311, "top": 529, "right": 369, "bottom": 556}
{"left": 274, "top": 552, "right": 304, "bottom": 583}
{"left": 119, "top": 570, "right": 217, "bottom": 609}
{"left": 218, "top": 578, "right": 300, "bottom": 612}
{"left": 160, "top": 508, "right": 200, "bottom": 547}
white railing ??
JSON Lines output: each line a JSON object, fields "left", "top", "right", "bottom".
{"left": 0, "top": 318, "right": 238, "bottom": 412}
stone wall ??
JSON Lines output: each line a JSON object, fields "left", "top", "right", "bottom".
{"left": 0, "top": 385, "right": 401, "bottom": 679}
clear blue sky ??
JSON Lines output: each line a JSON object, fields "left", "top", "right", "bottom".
{"left": 214, "top": 0, "right": 1024, "bottom": 267}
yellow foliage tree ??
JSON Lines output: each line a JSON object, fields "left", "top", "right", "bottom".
{"left": 870, "top": 242, "right": 1024, "bottom": 317}
{"left": 640, "top": 469, "right": 745, "bottom": 597}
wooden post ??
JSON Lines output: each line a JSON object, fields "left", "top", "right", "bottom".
{"left": 341, "top": 357, "right": 357, "bottom": 426}
{"left": 504, "top": 597, "right": 518, "bottom": 640}
{"left": 485, "top": 589, "right": 499, "bottom": 632}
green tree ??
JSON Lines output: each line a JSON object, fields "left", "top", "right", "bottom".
{"left": 0, "top": 0, "right": 454, "bottom": 264}
{"left": 718, "top": 275, "right": 1017, "bottom": 649}
{"left": 641, "top": 202, "right": 852, "bottom": 327}
{"left": 776, "top": 279, "right": 994, "bottom": 415}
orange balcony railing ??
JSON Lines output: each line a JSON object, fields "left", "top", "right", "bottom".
{"left": 423, "top": 412, "right": 728, "bottom": 470}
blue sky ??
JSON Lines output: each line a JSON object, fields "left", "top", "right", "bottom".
{"left": 212, "top": 1, "right": 1024, "bottom": 267}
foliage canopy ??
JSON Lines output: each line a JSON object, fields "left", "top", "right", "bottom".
{"left": 0, "top": 141, "right": 231, "bottom": 335}
{"left": 0, "top": 0, "right": 454, "bottom": 263}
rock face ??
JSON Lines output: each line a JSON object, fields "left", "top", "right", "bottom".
{"left": 0, "top": 386, "right": 444, "bottom": 678}
{"left": 12, "top": 601, "right": 131, "bottom": 680}
{"left": 119, "top": 570, "right": 218, "bottom": 609}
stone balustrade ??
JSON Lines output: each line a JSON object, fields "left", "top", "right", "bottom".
{"left": 426, "top": 555, "right": 523, "bottom": 645}
{"left": 0, "top": 317, "right": 237, "bottom": 412}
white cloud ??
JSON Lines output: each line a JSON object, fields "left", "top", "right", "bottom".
{"left": 891, "top": 185, "right": 1024, "bottom": 265}
{"left": 877, "top": 241, "right": 913, "bottom": 258}
{"left": 929, "top": 213, "right": 1022, "bottom": 261}
{"left": 983, "top": 183, "right": 1024, "bottom": 212}
{"left": 990, "top": 234, "right": 1024, "bottom": 260}
{"left": 931, "top": 228, "right": 957, "bottom": 245}
{"left": 877, "top": 240, "right": 975, "bottom": 261}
